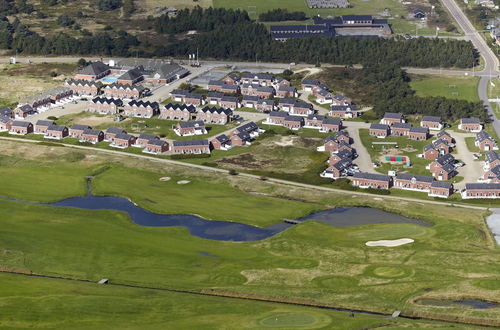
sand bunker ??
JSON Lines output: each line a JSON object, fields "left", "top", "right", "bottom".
{"left": 365, "top": 238, "right": 414, "bottom": 247}
{"left": 177, "top": 180, "right": 190, "bottom": 185}
{"left": 159, "top": 177, "right": 171, "bottom": 181}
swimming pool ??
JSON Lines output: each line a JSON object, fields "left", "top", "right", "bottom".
{"left": 101, "top": 77, "right": 118, "bottom": 83}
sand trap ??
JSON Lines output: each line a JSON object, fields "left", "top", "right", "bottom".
{"left": 365, "top": 238, "right": 414, "bottom": 247}
{"left": 159, "top": 177, "right": 171, "bottom": 181}
{"left": 177, "top": 180, "right": 190, "bottom": 185}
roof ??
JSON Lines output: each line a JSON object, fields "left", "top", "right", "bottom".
{"left": 221, "top": 96, "right": 238, "bottom": 102}
{"left": 17, "top": 104, "right": 33, "bottom": 113}
{"left": 488, "top": 164, "right": 500, "bottom": 177}
{"left": 79, "top": 61, "right": 109, "bottom": 76}
{"left": 392, "top": 122, "right": 412, "bottom": 129}
{"left": 207, "top": 92, "right": 224, "bottom": 98}
{"left": 178, "top": 120, "right": 205, "bottom": 128}
{"left": 118, "top": 68, "right": 143, "bottom": 81}
{"left": 208, "top": 80, "right": 225, "bottom": 87}
{"left": 106, "top": 127, "right": 126, "bottom": 134}
{"left": 284, "top": 115, "right": 303, "bottom": 122}
{"left": 147, "top": 139, "right": 168, "bottom": 146}
{"left": 306, "top": 114, "right": 325, "bottom": 121}
{"left": 71, "top": 124, "right": 91, "bottom": 130}
{"left": 241, "top": 72, "right": 274, "bottom": 80}
{"left": 163, "top": 103, "right": 196, "bottom": 113}
{"left": 465, "top": 183, "right": 500, "bottom": 190}
{"left": 323, "top": 118, "right": 342, "bottom": 125}
{"left": 242, "top": 95, "right": 259, "bottom": 102}
{"left": 410, "top": 127, "right": 429, "bottom": 134}
{"left": 128, "top": 100, "right": 159, "bottom": 109}
{"left": 199, "top": 106, "right": 232, "bottom": 115}
{"left": 341, "top": 15, "right": 374, "bottom": 21}
{"left": 332, "top": 158, "right": 352, "bottom": 170}
{"left": 115, "top": 133, "right": 135, "bottom": 140}
{"left": 256, "top": 86, "right": 274, "bottom": 93}
{"left": 301, "top": 79, "right": 328, "bottom": 90}
{"left": 214, "top": 134, "right": 230, "bottom": 143}
{"left": 440, "top": 163, "right": 456, "bottom": 173}
{"left": 47, "top": 124, "right": 66, "bottom": 132}
{"left": 486, "top": 151, "right": 500, "bottom": 163}
{"left": 424, "top": 144, "right": 436, "bottom": 152}
{"left": 92, "top": 97, "right": 123, "bottom": 106}
{"left": 294, "top": 101, "right": 313, "bottom": 109}
{"left": 279, "top": 98, "right": 296, "bottom": 105}
{"left": 36, "top": 120, "right": 54, "bottom": 127}
{"left": 461, "top": 117, "right": 480, "bottom": 124}
{"left": 0, "top": 115, "right": 11, "bottom": 124}
{"left": 226, "top": 74, "right": 240, "bottom": 81}
{"left": 431, "top": 181, "right": 452, "bottom": 189}
{"left": 172, "top": 139, "right": 209, "bottom": 147}
{"left": 236, "top": 122, "right": 259, "bottom": 133}
{"left": 170, "top": 89, "right": 190, "bottom": 96}
{"left": 11, "top": 121, "right": 31, "bottom": 127}
{"left": 138, "top": 133, "right": 158, "bottom": 140}
{"left": 324, "top": 136, "right": 337, "bottom": 143}
{"left": 437, "top": 130, "right": 451, "bottom": 138}
{"left": 370, "top": 123, "right": 389, "bottom": 130}
{"left": 257, "top": 99, "right": 275, "bottom": 105}
{"left": 396, "top": 173, "right": 434, "bottom": 183}
{"left": 235, "top": 131, "right": 251, "bottom": 141}
{"left": 422, "top": 115, "right": 441, "bottom": 122}
{"left": 331, "top": 105, "right": 357, "bottom": 111}
{"left": 278, "top": 86, "right": 296, "bottom": 92}
{"left": 477, "top": 130, "right": 493, "bottom": 142}
{"left": 336, "top": 130, "right": 349, "bottom": 138}
{"left": 336, "top": 149, "right": 353, "bottom": 159}
{"left": 105, "top": 83, "right": 145, "bottom": 92}
{"left": 435, "top": 154, "right": 455, "bottom": 165}
{"left": 353, "top": 172, "right": 391, "bottom": 181}
{"left": 383, "top": 112, "right": 403, "bottom": 119}
{"left": 82, "top": 128, "right": 102, "bottom": 136}
{"left": 65, "top": 79, "right": 103, "bottom": 88}
{"left": 433, "top": 139, "right": 448, "bottom": 147}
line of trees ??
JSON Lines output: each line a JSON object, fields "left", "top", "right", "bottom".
{"left": 364, "top": 63, "right": 488, "bottom": 121}
{"left": 258, "top": 9, "right": 307, "bottom": 22}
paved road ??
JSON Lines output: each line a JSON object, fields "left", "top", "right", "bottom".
{"left": 0, "top": 135, "right": 487, "bottom": 210}
{"left": 448, "top": 130, "right": 483, "bottom": 188}
{"left": 440, "top": 0, "right": 500, "bottom": 138}
{"left": 343, "top": 121, "right": 376, "bottom": 173}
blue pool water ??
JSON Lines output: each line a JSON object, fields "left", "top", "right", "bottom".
{"left": 101, "top": 77, "right": 118, "bottom": 83}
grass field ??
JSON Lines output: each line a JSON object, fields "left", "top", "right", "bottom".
{"left": 0, "top": 273, "right": 475, "bottom": 329}
{"left": 0, "top": 142, "right": 499, "bottom": 327}
{"left": 409, "top": 74, "right": 480, "bottom": 102}
{"left": 0, "top": 62, "right": 77, "bottom": 108}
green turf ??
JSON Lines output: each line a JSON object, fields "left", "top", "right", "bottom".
{"left": 409, "top": 74, "right": 480, "bottom": 102}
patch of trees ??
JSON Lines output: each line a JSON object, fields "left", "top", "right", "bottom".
{"left": 97, "top": 0, "right": 122, "bottom": 11}
{"left": 0, "top": 0, "right": 33, "bottom": 15}
{"left": 258, "top": 9, "right": 307, "bottom": 22}
{"left": 153, "top": 7, "right": 478, "bottom": 69}
{"left": 364, "top": 63, "right": 487, "bottom": 121}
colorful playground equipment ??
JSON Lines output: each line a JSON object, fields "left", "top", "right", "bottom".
{"left": 385, "top": 155, "right": 411, "bottom": 167}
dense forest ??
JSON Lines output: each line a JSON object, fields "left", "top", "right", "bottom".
{"left": 362, "top": 63, "right": 487, "bottom": 121}
{"left": 258, "top": 9, "right": 308, "bottom": 22}
{"left": 0, "top": 6, "right": 480, "bottom": 70}
{"left": 154, "top": 7, "right": 478, "bottom": 68}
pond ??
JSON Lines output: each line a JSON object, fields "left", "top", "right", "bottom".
{"left": 46, "top": 194, "right": 429, "bottom": 242}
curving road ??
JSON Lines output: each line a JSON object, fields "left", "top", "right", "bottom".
{"left": 440, "top": 0, "right": 500, "bottom": 136}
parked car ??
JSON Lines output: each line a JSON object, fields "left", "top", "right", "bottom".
{"left": 455, "top": 162, "right": 465, "bottom": 168}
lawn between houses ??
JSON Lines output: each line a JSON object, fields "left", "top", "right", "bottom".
{"left": 0, "top": 143, "right": 499, "bottom": 326}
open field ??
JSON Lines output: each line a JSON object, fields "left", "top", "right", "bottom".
{"left": 0, "top": 142, "right": 499, "bottom": 328}
{"left": 0, "top": 62, "right": 77, "bottom": 108}
{"left": 409, "top": 74, "right": 480, "bottom": 102}
{"left": 0, "top": 273, "right": 482, "bottom": 329}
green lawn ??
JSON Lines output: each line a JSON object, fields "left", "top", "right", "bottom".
{"left": 0, "top": 147, "right": 499, "bottom": 326}
{"left": 0, "top": 273, "right": 475, "bottom": 329}
{"left": 359, "top": 128, "right": 432, "bottom": 176}
{"left": 92, "top": 165, "right": 321, "bottom": 227}
{"left": 465, "top": 136, "right": 480, "bottom": 153}
{"left": 409, "top": 74, "right": 480, "bottom": 102}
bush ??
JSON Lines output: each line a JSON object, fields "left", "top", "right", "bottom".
{"left": 228, "top": 169, "right": 238, "bottom": 175}
{"left": 170, "top": 153, "right": 210, "bottom": 160}
{"left": 97, "top": 0, "right": 122, "bottom": 11}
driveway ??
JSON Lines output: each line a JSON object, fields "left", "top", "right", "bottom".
{"left": 344, "top": 121, "right": 375, "bottom": 173}
{"left": 449, "top": 130, "right": 483, "bottom": 189}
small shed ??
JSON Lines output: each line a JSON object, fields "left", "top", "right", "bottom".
{"left": 98, "top": 278, "right": 109, "bottom": 284}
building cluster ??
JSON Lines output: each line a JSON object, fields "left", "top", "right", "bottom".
{"left": 210, "top": 122, "right": 264, "bottom": 150}
{"left": 317, "top": 131, "right": 358, "bottom": 179}
{"left": 270, "top": 15, "right": 392, "bottom": 41}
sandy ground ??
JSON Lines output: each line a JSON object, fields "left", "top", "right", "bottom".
{"left": 294, "top": 67, "right": 323, "bottom": 77}
{"left": 75, "top": 115, "right": 120, "bottom": 126}
{"left": 177, "top": 180, "right": 190, "bottom": 185}
{"left": 366, "top": 238, "right": 415, "bottom": 247}
{"left": 275, "top": 136, "right": 297, "bottom": 147}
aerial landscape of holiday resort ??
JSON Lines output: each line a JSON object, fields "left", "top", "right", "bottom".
{"left": 2, "top": 0, "right": 500, "bottom": 328}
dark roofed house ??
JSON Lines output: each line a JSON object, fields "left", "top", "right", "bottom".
{"left": 111, "top": 133, "right": 137, "bottom": 149}
{"left": 462, "top": 183, "right": 500, "bottom": 199}
{"left": 219, "top": 96, "right": 239, "bottom": 110}
{"left": 70, "top": 124, "right": 91, "bottom": 139}
{"left": 304, "top": 114, "right": 325, "bottom": 128}
{"left": 429, "top": 181, "right": 453, "bottom": 198}
{"left": 394, "top": 173, "right": 434, "bottom": 192}
{"left": 34, "top": 120, "right": 55, "bottom": 134}
{"left": 143, "top": 139, "right": 169, "bottom": 154}
{"left": 230, "top": 131, "right": 252, "bottom": 147}
{"left": 459, "top": 117, "right": 482, "bottom": 132}
{"left": 45, "top": 125, "right": 68, "bottom": 140}
{"left": 135, "top": 133, "right": 159, "bottom": 148}
{"left": 117, "top": 68, "right": 144, "bottom": 85}
{"left": 0, "top": 115, "right": 12, "bottom": 131}
{"left": 409, "top": 127, "right": 429, "bottom": 141}
{"left": 380, "top": 112, "right": 404, "bottom": 126}
{"left": 80, "top": 129, "right": 104, "bottom": 144}
{"left": 75, "top": 61, "right": 110, "bottom": 80}
{"left": 234, "top": 121, "right": 262, "bottom": 138}
{"left": 352, "top": 172, "right": 392, "bottom": 189}
{"left": 391, "top": 122, "right": 412, "bottom": 136}
{"left": 12, "top": 105, "right": 34, "bottom": 119}
{"left": 485, "top": 151, "right": 500, "bottom": 170}
{"left": 421, "top": 116, "right": 443, "bottom": 130}
{"left": 369, "top": 123, "right": 389, "bottom": 138}
{"left": 210, "top": 134, "right": 231, "bottom": 150}
{"left": 436, "top": 131, "right": 454, "bottom": 145}
{"left": 423, "top": 144, "right": 439, "bottom": 160}
{"left": 9, "top": 121, "right": 33, "bottom": 135}
{"left": 476, "top": 131, "right": 498, "bottom": 151}
{"left": 321, "top": 118, "right": 342, "bottom": 133}
{"left": 174, "top": 120, "right": 207, "bottom": 136}
{"left": 171, "top": 139, "right": 210, "bottom": 154}
{"left": 283, "top": 115, "right": 304, "bottom": 130}
{"left": 105, "top": 127, "right": 127, "bottom": 142}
